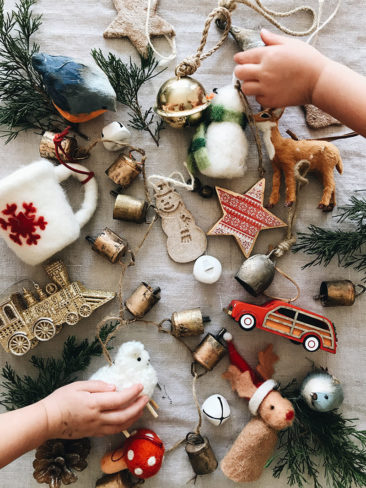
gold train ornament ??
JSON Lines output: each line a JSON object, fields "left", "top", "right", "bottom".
{"left": 0, "top": 260, "right": 115, "bottom": 356}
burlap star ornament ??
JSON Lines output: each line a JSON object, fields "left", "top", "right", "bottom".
{"left": 104, "top": 0, "right": 175, "bottom": 57}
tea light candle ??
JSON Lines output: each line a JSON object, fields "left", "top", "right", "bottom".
{"left": 193, "top": 255, "right": 222, "bottom": 284}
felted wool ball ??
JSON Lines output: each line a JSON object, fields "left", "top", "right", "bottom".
{"left": 90, "top": 341, "right": 158, "bottom": 398}
{"left": 124, "top": 429, "right": 165, "bottom": 479}
{"left": 193, "top": 255, "right": 222, "bottom": 284}
{"left": 202, "top": 394, "right": 231, "bottom": 426}
{"left": 102, "top": 121, "right": 131, "bottom": 151}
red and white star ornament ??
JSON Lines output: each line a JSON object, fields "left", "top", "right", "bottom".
{"left": 208, "top": 179, "right": 286, "bottom": 257}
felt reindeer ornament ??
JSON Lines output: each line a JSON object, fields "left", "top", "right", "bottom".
{"left": 221, "top": 334, "right": 295, "bottom": 483}
{"left": 254, "top": 108, "right": 343, "bottom": 211}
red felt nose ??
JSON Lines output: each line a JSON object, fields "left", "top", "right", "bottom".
{"left": 286, "top": 410, "right": 294, "bottom": 421}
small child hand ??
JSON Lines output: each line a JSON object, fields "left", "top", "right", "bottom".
{"left": 234, "top": 29, "right": 329, "bottom": 108}
{"left": 40, "top": 381, "right": 148, "bottom": 439}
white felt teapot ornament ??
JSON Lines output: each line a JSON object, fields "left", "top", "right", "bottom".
{"left": 187, "top": 84, "right": 248, "bottom": 179}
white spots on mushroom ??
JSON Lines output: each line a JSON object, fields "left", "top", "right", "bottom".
{"left": 135, "top": 467, "right": 143, "bottom": 476}
{"left": 310, "top": 154, "right": 314, "bottom": 159}
{"left": 296, "top": 147, "right": 300, "bottom": 152}
{"left": 127, "top": 450, "right": 134, "bottom": 461}
{"left": 148, "top": 456, "right": 156, "bottom": 466}
{"left": 146, "top": 433, "right": 154, "bottom": 438}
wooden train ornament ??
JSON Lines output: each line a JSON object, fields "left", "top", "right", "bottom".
{"left": 0, "top": 260, "right": 115, "bottom": 356}
{"left": 225, "top": 299, "right": 337, "bottom": 354}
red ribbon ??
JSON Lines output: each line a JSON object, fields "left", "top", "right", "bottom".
{"left": 53, "top": 127, "right": 94, "bottom": 184}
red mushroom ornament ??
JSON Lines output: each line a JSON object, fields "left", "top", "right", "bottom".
{"left": 101, "top": 429, "right": 165, "bottom": 480}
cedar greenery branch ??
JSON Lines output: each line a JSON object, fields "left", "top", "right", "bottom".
{"left": 0, "top": 0, "right": 63, "bottom": 142}
{"left": 0, "top": 321, "right": 118, "bottom": 410}
{"left": 268, "top": 379, "right": 366, "bottom": 488}
{"left": 91, "top": 48, "right": 166, "bottom": 146}
{"left": 293, "top": 195, "right": 366, "bottom": 278}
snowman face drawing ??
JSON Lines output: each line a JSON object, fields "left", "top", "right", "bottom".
{"left": 155, "top": 188, "right": 181, "bottom": 214}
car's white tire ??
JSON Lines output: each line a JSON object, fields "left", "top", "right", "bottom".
{"left": 303, "top": 335, "right": 320, "bottom": 352}
{"left": 239, "top": 313, "right": 256, "bottom": 331}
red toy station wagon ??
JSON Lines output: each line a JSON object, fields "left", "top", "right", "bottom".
{"left": 226, "top": 299, "right": 337, "bottom": 354}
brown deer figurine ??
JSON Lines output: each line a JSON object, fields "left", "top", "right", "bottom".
{"left": 221, "top": 334, "right": 294, "bottom": 483}
{"left": 253, "top": 108, "right": 343, "bottom": 211}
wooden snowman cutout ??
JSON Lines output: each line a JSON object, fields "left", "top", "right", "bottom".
{"left": 154, "top": 181, "right": 207, "bottom": 263}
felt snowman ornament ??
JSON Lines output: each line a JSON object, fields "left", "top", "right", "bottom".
{"left": 102, "top": 121, "right": 131, "bottom": 151}
{"left": 187, "top": 84, "right": 248, "bottom": 179}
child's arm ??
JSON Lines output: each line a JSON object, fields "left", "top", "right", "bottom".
{"left": 0, "top": 380, "right": 147, "bottom": 469}
{"left": 234, "top": 29, "right": 366, "bottom": 137}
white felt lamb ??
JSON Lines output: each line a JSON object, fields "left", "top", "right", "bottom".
{"left": 187, "top": 84, "right": 248, "bottom": 179}
{"left": 90, "top": 341, "right": 158, "bottom": 398}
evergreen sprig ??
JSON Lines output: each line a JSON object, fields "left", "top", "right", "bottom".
{"left": 91, "top": 48, "right": 166, "bottom": 146}
{"left": 293, "top": 195, "right": 366, "bottom": 277}
{"left": 268, "top": 380, "right": 366, "bottom": 488}
{"left": 0, "top": 321, "right": 119, "bottom": 410}
{"left": 0, "top": 0, "right": 62, "bottom": 142}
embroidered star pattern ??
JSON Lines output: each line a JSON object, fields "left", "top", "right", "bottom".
{"left": 103, "top": 0, "right": 175, "bottom": 57}
{"left": 208, "top": 179, "right": 286, "bottom": 257}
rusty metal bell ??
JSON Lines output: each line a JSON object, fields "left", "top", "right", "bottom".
{"left": 314, "top": 279, "right": 366, "bottom": 306}
{"left": 193, "top": 328, "right": 228, "bottom": 371}
{"left": 235, "top": 253, "right": 276, "bottom": 297}
{"left": 185, "top": 433, "right": 218, "bottom": 475}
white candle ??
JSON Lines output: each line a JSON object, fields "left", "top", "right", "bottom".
{"left": 193, "top": 255, "right": 222, "bottom": 284}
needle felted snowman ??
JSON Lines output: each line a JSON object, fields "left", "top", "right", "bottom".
{"left": 187, "top": 84, "right": 248, "bottom": 179}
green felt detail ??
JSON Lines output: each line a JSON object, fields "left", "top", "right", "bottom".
{"left": 191, "top": 137, "right": 206, "bottom": 152}
{"left": 208, "top": 104, "right": 248, "bottom": 128}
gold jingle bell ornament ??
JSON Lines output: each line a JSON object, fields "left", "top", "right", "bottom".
{"left": 154, "top": 7, "right": 231, "bottom": 128}
{"left": 155, "top": 76, "right": 210, "bottom": 128}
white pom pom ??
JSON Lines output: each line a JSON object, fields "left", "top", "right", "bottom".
{"left": 223, "top": 332, "right": 232, "bottom": 342}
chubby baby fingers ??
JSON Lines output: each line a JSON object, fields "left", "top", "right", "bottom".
{"left": 234, "top": 64, "right": 260, "bottom": 81}
{"left": 234, "top": 48, "right": 264, "bottom": 65}
{"left": 96, "top": 384, "right": 144, "bottom": 411}
{"left": 74, "top": 380, "right": 116, "bottom": 393}
{"left": 101, "top": 395, "right": 149, "bottom": 425}
{"left": 240, "top": 81, "right": 263, "bottom": 97}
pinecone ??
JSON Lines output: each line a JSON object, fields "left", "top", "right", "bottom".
{"left": 33, "top": 438, "right": 91, "bottom": 488}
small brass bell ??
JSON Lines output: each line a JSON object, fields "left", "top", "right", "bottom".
{"left": 170, "top": 308, "right": 210, "bottom": 337}
{"left": 314, "top": 279, "right": 366, "bottom": 306}
{"left": 155, "top": 76, "right": 210, "bottom": 128}
{"left": 235, "top": 253, "right": 276, "bottom": 297}
{"left": 193, "top": 328, "right": 228, "bottom": 371}
{"left": 125, "top": 282, "right": 161, "bottom": 318}
{"left": 185, "top": 433, "right": 218, "bottom": 475}
{"left": 111, "top": 191, "right": 148, "bottom": 223}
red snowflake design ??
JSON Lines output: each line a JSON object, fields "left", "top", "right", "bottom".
{"left": 0, "top": 202, "right": 48, "bottom": 246}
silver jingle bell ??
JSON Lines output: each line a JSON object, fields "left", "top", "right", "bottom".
{"left": 235, "top": 253, "right": 275, "bottom": 297}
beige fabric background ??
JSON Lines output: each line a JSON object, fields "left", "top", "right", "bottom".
{"left": 0, "top": 0, "right": 365, "bottom": 486}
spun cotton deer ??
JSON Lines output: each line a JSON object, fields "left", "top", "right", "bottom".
{"left": 221, "top": 334, "right": 294, "bottom": 483}
{"left": 254, "top": 108, "right": 343, "bottom": 211}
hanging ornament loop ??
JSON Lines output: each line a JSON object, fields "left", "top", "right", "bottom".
{"left": 219, "top": 0, "right": 317, "bottom": 37}
{"left": 175, "top": 7, "right": 231, "bottom": 77}
{"left": 53, "top": 127, "right": 95, "bottom": 184}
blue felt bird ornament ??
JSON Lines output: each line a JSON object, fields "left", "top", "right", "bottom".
{"left": 32, "top": 53, "right": 117, "bottom": 123}
{"left": 300, "top": 371, "right": 344, "bottom": 412}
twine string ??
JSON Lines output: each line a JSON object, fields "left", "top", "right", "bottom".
{"left": 175, "top": 6, "right": 231, "bottom": 77}
{"left": 273, "top": 159, "right": 311, "bottom": 259}
{"left": 235, "top": 80, "right": 264, "bottom": 177}
{"left": 219, "top": 0, "right": 318, "bottom": 36}
{"left": 145, "top": 0, "right": 177, "bottom": 65}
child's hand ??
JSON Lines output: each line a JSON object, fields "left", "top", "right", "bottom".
{"left": 40, "top": 381, "right": 148, "bottom": 439}
{"left": 234, "top": 29, "right": 329, "bottom": 108}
